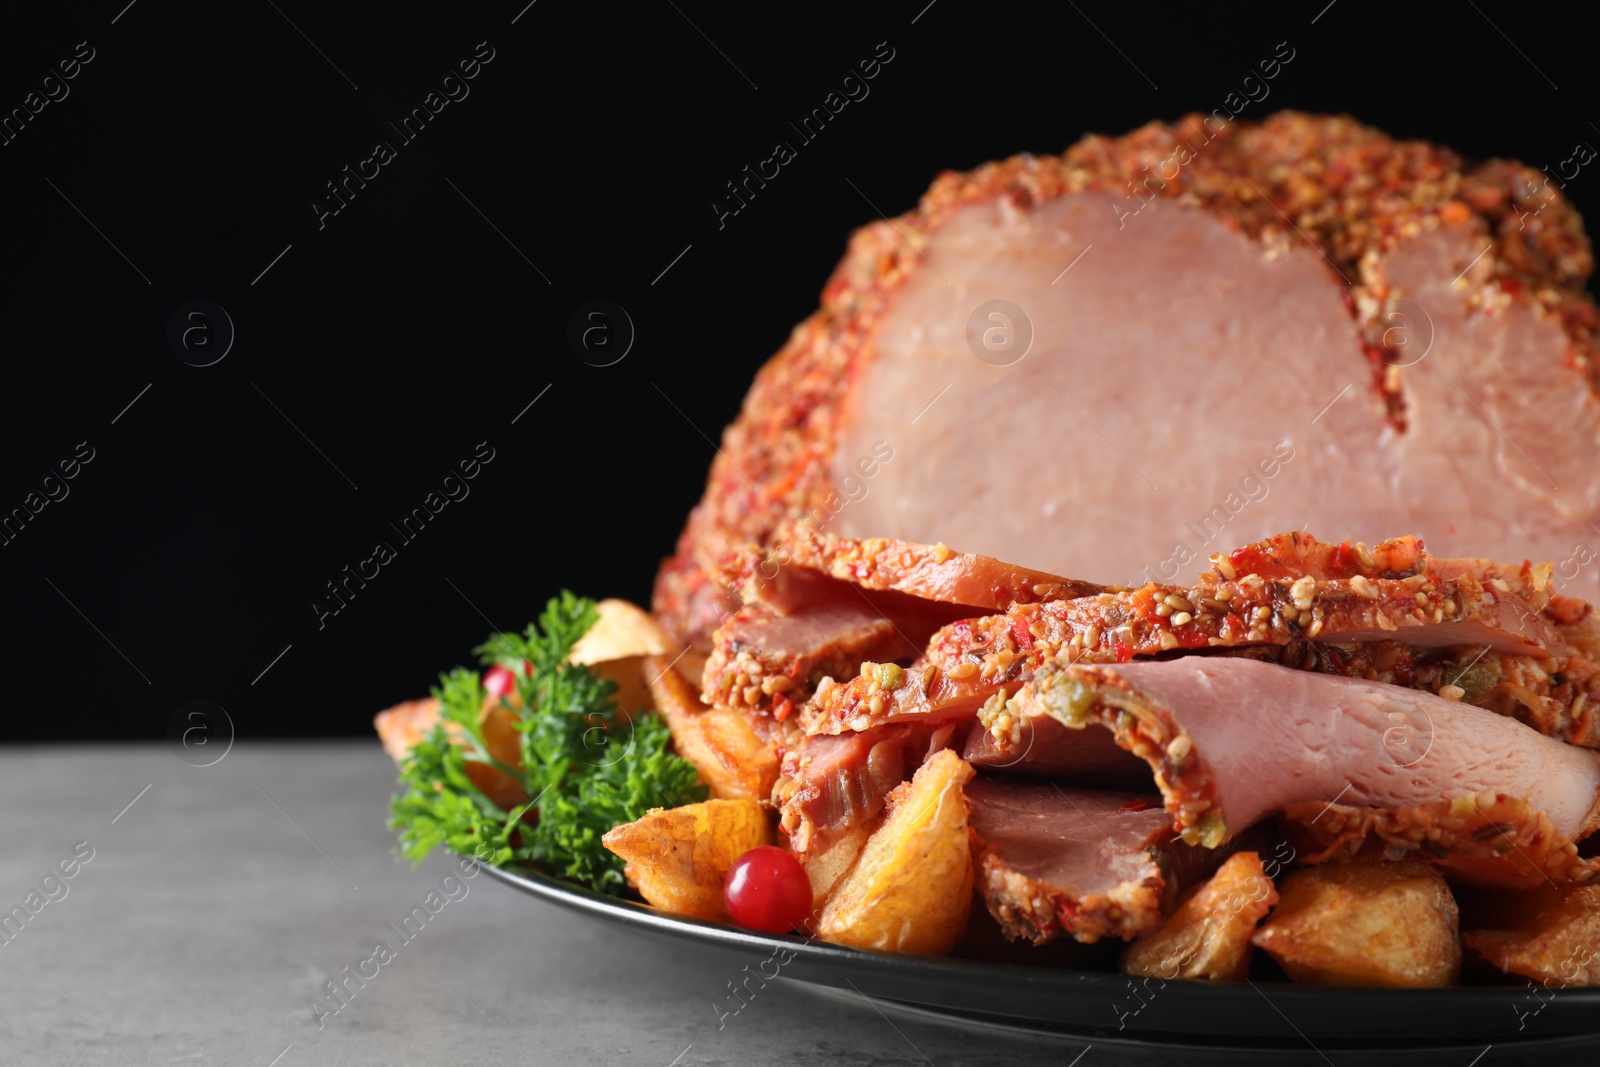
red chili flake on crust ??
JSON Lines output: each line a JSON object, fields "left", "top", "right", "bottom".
{"left": 1009, "top": 618, "right": 1035, "bottom": 652}
{"left": 772, "top": 693, "right": 795, "bottom": 721}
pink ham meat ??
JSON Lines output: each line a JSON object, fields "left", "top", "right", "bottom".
{"left": 655, "top": 113, "right": 1600, "bottom": 651}
{"left": 700, "top": 600, "right": 928, "bottom": 722}
{"left": 773, "top": 720, "right": 961, "bottom": 853}
{"left": 966, "top": 779, "right": 1174, "bottom": 943}
{"left": 962, "top": 712, "right": 1150, "bottom": 786}
{"left": 1010, "top": 657, "right": 1600, "bottom": 887}
{"left": 704, "top": 531, "right": 1048, "bottom": 720}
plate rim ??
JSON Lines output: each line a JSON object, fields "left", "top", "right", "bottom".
{"left": 467, "top": 854, "right": 1600, "bottom": 1044}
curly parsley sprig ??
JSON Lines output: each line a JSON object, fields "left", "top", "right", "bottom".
{"left": 388, "top": 592, "right": 706, "bottom": 893}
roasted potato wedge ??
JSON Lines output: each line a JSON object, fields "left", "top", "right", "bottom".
{"left": 568, "top": 598, "right": 676, "bottom": 663}
{"left": 470, "top": 702, "right": 530, "bottom": 810}
{"left": 375, "top": 599, "right": 675, "bottom": 771}
{"left": 1121, "top": 851, "right": 1278, "bottom": 981}
{"left": 801, "top": 818, "right": 878, "bottom": 916}
{"left": 675, "top": 649, "right": 709, "bottom": 693}
{"left": 643, "top": 653, "right": 779, "bottom": 801}
{"left": 815, "top": 750, "right": 974, "bottom": 955}
{"left": 601, "top": 799, "right": 771, "bottom": 920}
{"left": 570, "top": 599, "right": 679, "bottom": 715}
{"left": 373, "top": 696, "right": 527, "bottom": 810}
{"left": 1462, "top": 885, "right": 1600, "bottom": 987}
{"left": 1252, "top": 860, "right": 1460, "bottom": 987}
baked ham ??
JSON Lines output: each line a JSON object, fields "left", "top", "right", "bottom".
{"left": 801, "top": 544, "right": 1581, "bottom": 739}
{"left": 965, "top": 779, "right": 1174, "bottom": 943}
{"left": 962, "top": 711, "right": 1150, "bottom": 784}
{"left": 702, "top": 532, "right": 1034, "bottom": 719}
{"left": 762, "top": 532, "right": 1600, "bottom": 859}
{"left": 1004, "top": 658, "right": 1600, "bottom": 887}
{"left": 700, "top": 600, "right": 926, "bottom": 723}
{"left": 643, "top": 114, "right": 1600, "bottom": 970}
{"left": 774, "top": 719, "right": 960, "bottom": 853}
{"left": 654, "top": 113, "right": 1600, "bottom": 652}
{"left": 752, "top": 522, "right": 1104, "bottom": 612}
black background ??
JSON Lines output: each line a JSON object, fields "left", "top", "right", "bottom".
{"left": 2, "top": 0, "right": 1597, "bottom": 742}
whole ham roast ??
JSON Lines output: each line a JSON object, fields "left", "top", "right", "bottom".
{"left": 635, "top": 112, "right": 1600, "bottom": 968}
{"left": 655, "top": 111, "right": 1600, "bottom": 649}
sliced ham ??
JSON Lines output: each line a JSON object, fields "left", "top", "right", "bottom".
{"left": 700, "top": 600, "right": 926, "bottom": 722}
{"left": 774, "top": 720, "right": 960, "bottom": 853}
{"left": 965, "top": 779, "right": 1174, "bottom": 943}
{"left": 717, "top": 537, "right": 984, "bottom": 626}
{"left": 802, "top": 564, "right": 1566, "bottom": 737}
{"left": 1004, "top": 658, "right": 1600, "bottom": 885}
{"left": 654, "top": 113, "right": 1600, "bottom": 651}
{"left": 704, "top": 531, "right": 1033, "bottom": 720}
{"left": 929, "top": 565, "right": 1565, "bottom": 672}
{"left": 962, "top": 712, "right": 1150, "bottom": 786}
{"left": 1283, "top": 795, "right": 1600, "bottom": 890}
{"left": 966, "top": 639, "right": 1600, "bottom": 755}
{"left": 1214, "top": 531, "right": 1555, "bottom": 611}
{"left": 1548, "top": 592, "right": 1600, "bottom": 662}
{"left": 759, "top": 522, "right": 1104, "bottom": 611}
{"left": 1211, "top": 532, "right": 1429, "bottom": 583}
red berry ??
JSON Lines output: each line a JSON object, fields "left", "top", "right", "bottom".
{"left": 484, "top": 665, "right": 517, "bottom": 699}
{"left": 724, "top": 846, "right": 812, "bottom": 934}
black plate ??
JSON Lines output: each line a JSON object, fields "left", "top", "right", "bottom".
{"left": 475, "top": 860, "right": 1600, "bottom": 1051}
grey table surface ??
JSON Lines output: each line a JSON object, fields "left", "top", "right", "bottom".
{"left": 1, "top": 742, "right": 1591, "bottom": 1067}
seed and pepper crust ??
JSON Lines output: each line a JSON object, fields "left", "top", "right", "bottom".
{"left": 653, "top": 113, "right": 1600, "bottom": 648}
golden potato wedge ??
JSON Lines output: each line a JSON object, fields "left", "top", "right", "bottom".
{"left": 1122, "top": 851, "right": 1278, "bottom": 981}
{"left": 675, "top": 649, "right": 709, "bottom": 693}
{"left": 376, "top": 598, "right": 676, "bottom": 766}
{"left": 801, "top": 818, "right": 878, "bottom": 915}
{"left": 814, "top": 749, "right": 974, "bottom": 955}
{"left": 568, "top": 598, "right": 677, "bottom": 664}
{"left": 571, "top": 599, "right": 680, "bottom": 715}
{"left": 1251, "top": 860, "right": 1460, "bottom": 987}
{"left": 470, "top": 702, "right": 529, "bottom": 811}
{"left": 1463, "top": 885, "right": 1600, "bottom": 987}
{"left": 374, "top": 696, "right": 528, "bottom": 810}
{"left": 601, "top": 799, "right": 771, "bottom": 920}
{"left": 643, "top": 653, "right": 779, "bottom": 801}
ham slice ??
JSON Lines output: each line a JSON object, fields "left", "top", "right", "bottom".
{"left": 802, "top": 558, "right": 1567, "bottom": 736}
{"left": 1003, "top": 658, "right": 1600, "bottom": 887}
{"left": 773, "top": 720, "right": 961, "bottom": 853}
{"left": 962, "top": 712, "right": 1150, "bottom": 786}
{"left": 654, "top": 113, "right": 1600, "bottom": 651}
{"left": 1283, "top": 795, "right": 1600, "bottom": 890}
{"left": 700, "top": 600, "right": 926, "bottom": 722}
{"left": 1212, "top": 532, "right": 1430, "bottom": 584}
{"left": 704, "top": 529, "right": 1046, "bottom": 720}
{"left": 965, "top": 779, "right": 1174, "bottom": 943}
{"left": 1215, "top": 531, "right": 1555, "bottom": 611}
{"left": 758, "top": 522, "right": 1104, "bottom": 611}
{"left": 965, "top": 639, "right": 1600, "bottom": 756}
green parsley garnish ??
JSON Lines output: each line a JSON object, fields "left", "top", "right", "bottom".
{"left": 388, "top": 591, "right": 706, "bottom": 893}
